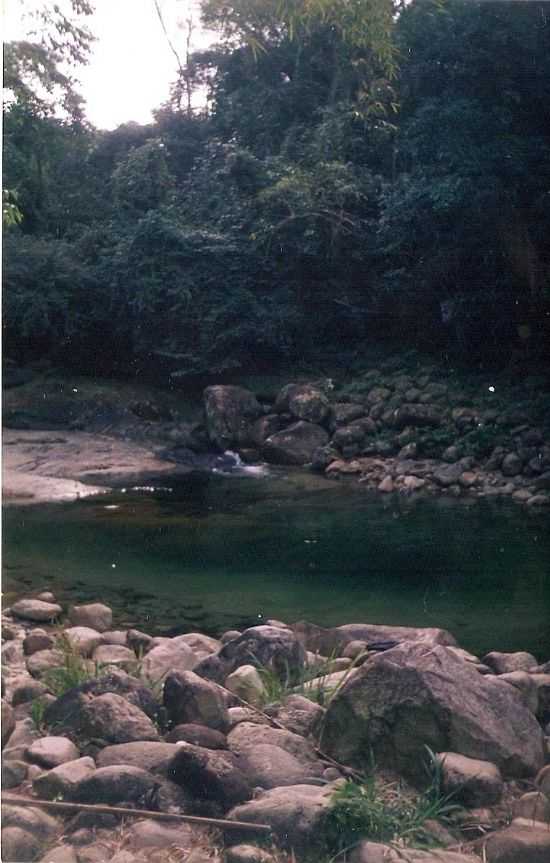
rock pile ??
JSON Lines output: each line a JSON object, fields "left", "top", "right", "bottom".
{"left": 2, "top": 595, "right": 549, "bottom": 862}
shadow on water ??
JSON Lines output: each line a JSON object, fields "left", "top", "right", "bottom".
{"left": 3, "top": 469, "right": 550, "bottom": 658}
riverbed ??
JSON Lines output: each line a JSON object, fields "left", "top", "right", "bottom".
{"left": 3, "top": 467, "right": 549, "bottom": 659}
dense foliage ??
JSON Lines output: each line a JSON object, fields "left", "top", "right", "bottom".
{"left": 3, "top": 0, "right": 550, "bottom": 378}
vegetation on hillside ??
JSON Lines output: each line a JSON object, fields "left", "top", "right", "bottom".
{"left": 3, "top": 0, "right": 550, "bottom": 379}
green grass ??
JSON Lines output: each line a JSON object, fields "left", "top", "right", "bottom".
{"left": 42, "top": 633, "right": 107, "bottom": 697}
{"left": 323, "top": 748, "right": 460, "bottom": 857}
{"left": 257, "top": 649, "right": 368, "bottom": 710}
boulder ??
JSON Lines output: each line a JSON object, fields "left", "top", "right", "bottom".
{"left": 268, "top": 695, "right": 325, "bottom": 737}
{"left": 43, "top": 671, "right": 161, "bottom": 730}
{"left": 26, "top": 736, "right": 80, "bottom": 768}
{"left": 92, "top": 644, "right": 136, "bottom": 669}
{"left": 163, "top": 670, "right": 229, "bottom": 731}
{"left": 3, "top": 718, "right": 40, "bottom": 761}
{"left": 331, "top": 403, "right": 366, "bottom": 427}
{"left": 226, "top": 783, "right": 335, "bottom": 851}
{"left": 63, "top": 627, "right": 105, "bottom": 657}
{"left": 2, "top": 803, "right": 59, "bottom": 840}
{"left": 68, "top": 603, "right": 113, "bottom": 632}
{"left": 349, "top": 843, "right": 474, "bottom": 862}
{"left": 392, "top": 404, "right": 443, "bottom": 430}
{"left": 225, "top": 845, "right": 276, "bottom": 863}
{"left": 0, "top": 826, "right": 42, "bottom": 862}
{"left": 97, "top": 742, "right": 179, "bottom": 775}
{"left": 122, "top": 819, "right": 198, "bottom": 851}
{"left": 291, "top": 620, "right": 456, "bottom": 655}
{"left": 10, "top": 599, "right": 62, "bottom": 622}
{"left": 101, "top": 630, "right": 129, "bottom": 645}
{"left": 168, "top": 743, "right": 252, "bottom": 810}
{"left": 12, "top": 678, "right": 49, "bottom": 707}
{"left": 322, "top": 642, "right": 544, "bottom": 781}
{"left": 212, "top": 625, "right": 306, "bottom": 685}
{"left": 165, "top": 724, "right": 228, "bottom": 749}
{"left": 497, "top": 671, "right": 538, "bottom": 713}
{"left": 228, "top": 722, "right": 321, "bottom": 771}
{"left": 239, "top": 743, "right": 323, "bottom": 789}
{"left": 262, "top": 421, "right": 329, "bottom": 466}
{"left": 79, "top": 692, "right": 160, "bottom": 743}
{"left": 512, "top": 792, "right": 550, "bottom": 822}
{"left": 2, "top": 699, "right": 16, "bottom": 748}
{"left": 437, "top": 752, "right": 503, "bottom": 806}
{"left": 482, "top": 821, "right": 550, "bottom": 862}
{"left": 33, "top": 757, "right": 96, "bottom": 800}
{"left": 37, "top": 846, "right": 79, "bottom": 863}
{"left": 204, "top": 385, "right": 262, "bottom": 450}
{"left": 225, "top": 665, "right": 266, "bottom": 707}
{"left": 483, "top": 651, "right": 538, "bottom": 674}
{"left": 2, "top": 760, "right": 28, "bottom": 789}
{"left": 274, "top": 383, "right": 330, "bottom": 425}
{"left": 140, "top": 638, "right": 197, "bottom": 683}
{"left": 23, "top": 629, "right": 55, "bottom": 655}
{"left": 501, "top": 453, "right": 523, "bottom": 477}
{"left": 26, "top": 648, "right": 65, "bottom": 678}
{"left": 249, "top": 415, "right": 282, "bottom": 447}
{"left": 70, "top": 765, "right": 161, "bottom": 806}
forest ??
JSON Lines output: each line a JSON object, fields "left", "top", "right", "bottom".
{"left": 3, "top": 0, "right": 550, "bottom": 381}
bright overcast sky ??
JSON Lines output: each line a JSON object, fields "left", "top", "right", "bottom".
{"left": 3, "top": 0, "right": 214, "bottom": 129}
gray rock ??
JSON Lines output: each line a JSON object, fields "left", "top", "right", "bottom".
{"left": 123, "top": 818, "right": 197, "bottom": 850}
{"left": 2, "top": 803, "right": 59, "bottom": 839}
{"left": 392, "top": 404, "right": 443, "bottom": 430}
{"left": 26, "top": 736, "right": 80, "bottom": 768}
{"left": 163, "top": 670, "right": 229, "bottom": 731}
{"left": 97, "top": 742, "right": 179, "bottom": 775}
{"left": 228, "top": 722, "right": 321, "bottom": 770}
{"left": 498, "top": 671, "right": 538, "bottom": 713}
{"left": 482, "top": 821, "right": 550, "bottom": 862}
{"left": 11, "top": 599, "right": 62, "bottom": 622}
{"left": 227, "top": 707, "right": 271, "bottom": 729}
{"left": 512, "top": 792, "right": 550, "bottom": 823}
{"left": 2, "top": 699, "right": 16, "bottom": 748}
{"left": 221, "top": 630, "right": 242, "bottom": 645}
{"left": 63, "top": 627, "right": 105, "bottom": 657}
{"left": 210, "top": 625, "right": 306, "bottom": 685}
{"left": 483, "top": 651, "right": 538, "bottom": 674}
{"left": 262, "top": 421, "right": 329, "bottom": 466}
{"left": 1, "top": 826, "right": 42, "bottom": 862}
{"left": 438, "top": 752, "right": 503, "bottom": 806}
{"left": 33, "top": 757, "right": 96, "bottom": 800}
{"left": 68, "top": 603, "right": 113, "bottom": 632}
{"left": 3, "top": 717, "right": 40, "bottom": 761}
{"left": 269, "top": 694, "right": 325, "bottom": 737}
{"left": 140, "top": 638, "right": 197, "bottom": 682}
{"left": 536, "top": 763, "right": 550, "bottom": 795}
{"left": 23, "top": 629, "right": 55, "bottom": 656}
{"left": 530, "top": 673, "right": 550, "bottom": 724}
{"left": 274, "top": 383, "right": 330, "bottom": 425}
{"left": 1, "top": 759, "right": 28, "bottom": 789}
{"left": 26, "top": 648, "right": 65, "bottom": 678}
{"left": 225, "top": 845, "right": 276, "bottom": 863}
{"left": 77, "top": 692, "right": 160, "bottom": 743}
{"left": 250, "top": 414, "right": 282, "bottom": 447}
{"left": 11, "top": 678, "right": 49, "bottom": 706}
{"left": 71, "top": 765, "right": 161, "bottom": 806}
{"left": 225, "top": 665, "right": 266, "bottom": 707}
{"left": 127, "top": 629, "right": 152, "bottom": 652}
{"left": 349, "top": 842, "right": 473, "bottom": 862}
{"left": 501, "top": 453, "right": 523, "bottom": 477}
{"left": 292, "top": 620, "right": 457, "bottom": 655}
{"left": 165, "top": 723, "right": 228, "bottom": 749}
{"left": 322, "top": 642, "right": 544, "bottom": 781}
{"left": 37, "top": 845, "right": 79, "bottom": 863}
{"left": 239, "top": 742, "right": 323, "bottom": 789}
{"left": 168, "top": 743, "right": 252, "bottom": 810}
{"left": 204, "top": 385, "right": 262, "bottom": 450}
{"left": 92, "top": 644, "right": 136, "bottom": 669}
{"left": 226, "top": 783, "right": 335, "bottom": 851}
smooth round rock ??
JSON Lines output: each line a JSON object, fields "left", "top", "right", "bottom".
{"left": 11, "top": 600, "right": 62, "bottom": 622}
{"left": 26, "top": 736, "right": 80, "bottom": 768}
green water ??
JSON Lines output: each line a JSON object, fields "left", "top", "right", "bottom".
{"left": 3, "top": 470, "right": 550, "bottom": 659}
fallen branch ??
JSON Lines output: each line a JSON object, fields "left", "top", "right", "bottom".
{"left": 1, "top": 795, "right": 271, "bottom": 833}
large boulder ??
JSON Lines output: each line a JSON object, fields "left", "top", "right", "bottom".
{"left": 274, "top": 384, "right": 330, "bottom": 425}
{"left": 203, "top": 386, "right": 262, "bottom": 450}
{"left": 322, "top": 642, "right": 544, "bottom": 782}
{"left": 227, "top": 722, "right": 323, "bottom": 789}
{"left": 219, "top": 625, "right": 306, "bottom": 684}
{"left": 140, "top": 637, "right": 197, "bottom": 682}
{"left": 392, "top": 404, "right": 443, "bottom": 429}
{"left": 45, "top": 688, "right": 159, "bottom": 745}
{"left": 97, "top": 742, "right": 180, "bottom": 775}
{"left": 226, "top": 783, "right": 335, "bottom": 852}
{"left": 291, "top": 621, "right": 457, "bottom": 655}
{"left": 10, "top": 599, "right": 62, "bottom": 622}
{"left": 482, "top": 821, "right": 550, "bottom": 862}
{"left": 68, "top": 603, "right": 113, "bottom": 632}
{"left": 262, "top": 422, "right": 329, "bottom": 466}
{"left": 70, "top": 765, "right": 161, "bottom": 806}
{"left": 163, "top": 670, "right": 230, "bottom": 731}
{"left": 33, "top": 757, "right": 96, "bottom": 800}
{"left": 43, "top": 670, "right": 162, "bottom": 731}
{"left": 168, "top": 743, "right": 252, "bottom": 811}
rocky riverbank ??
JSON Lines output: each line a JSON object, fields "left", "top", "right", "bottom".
{"left": 3, "top": 353, "right": 550, "bottom": 506}
{"left": 2, "top": 593, "right": 550, "bottom": 863}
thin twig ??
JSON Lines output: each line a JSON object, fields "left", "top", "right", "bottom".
{"left": 1, "top": 795, "right": 271, "bottom": 833}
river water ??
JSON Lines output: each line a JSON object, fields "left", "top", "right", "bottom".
{"left": 3, "top": 468, "right": 549, "bottom": 659}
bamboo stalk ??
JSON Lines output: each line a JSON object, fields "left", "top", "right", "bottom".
{"left": 1, "top": 795, "right": 271, "bottom": 833}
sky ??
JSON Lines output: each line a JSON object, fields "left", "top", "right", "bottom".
{"left": 3, "top": 0, "right": 213, "bottom": 129}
